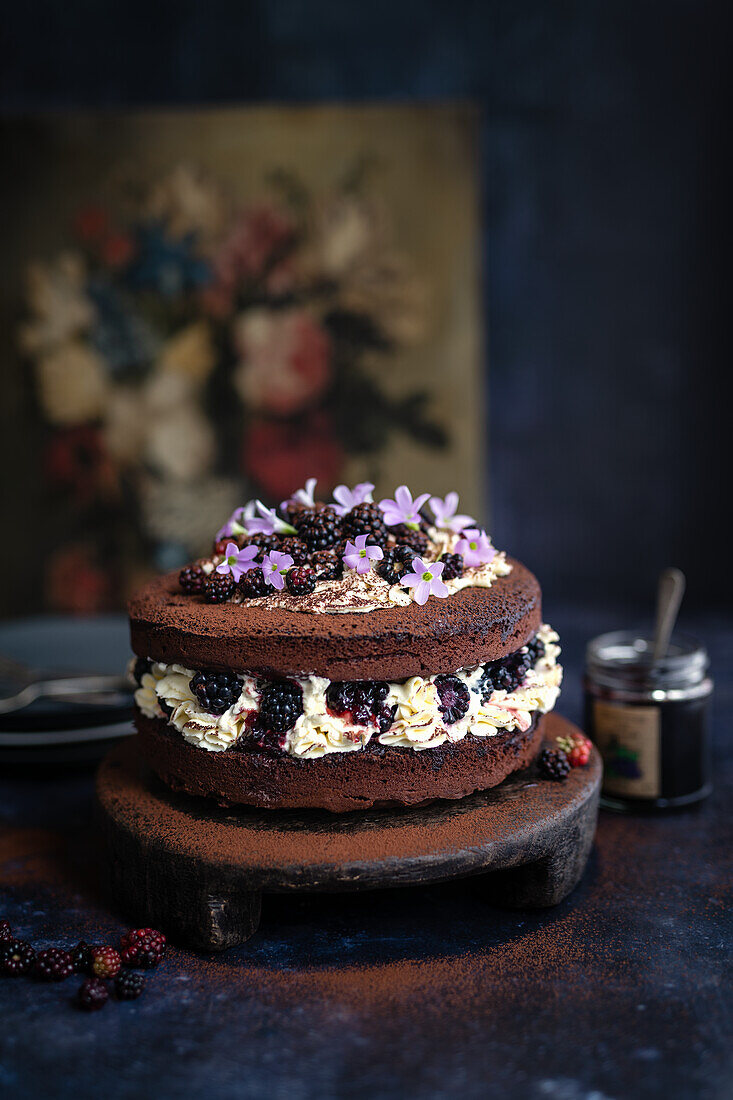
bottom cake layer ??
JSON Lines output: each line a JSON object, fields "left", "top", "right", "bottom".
{"left": 135, "top": 711, "right": 546, "bottom": 812}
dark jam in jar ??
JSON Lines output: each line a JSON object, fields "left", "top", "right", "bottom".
{"left": 584, "top": 631, "right": 712, "bottom": 811}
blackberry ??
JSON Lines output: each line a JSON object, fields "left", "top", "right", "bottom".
{"left": 253, "top": 534, "right": 282, "bottom": 559}
{"left": 115, "top": 969, "right": 145, "bottom": 1000}
{"left": 280, "top": 537, "right": 309, "bottom": 565}
{"left": 377, "top": 704, "right": 396, "bottom": 733}
{"left": 392, "top": 525, "right": 429, "bottom": 555}
{"left": 294, "top": 507, "right": 341, "bottom": 551}
{"left": 0, "top": 939, "right": 35, "bottom": 976}
{"left": 341, "top": 503, "right": 388, "bottom": 545}
{"left": 202, "top": 571, "right": 235, "bottom": 603}
{"left": 120, "top": 928, "right": 166, "bottom": 969}
{"left": 35, "top": 947, "right": 74, "bottom": 982}
{"left": 248, "top": 718, "right": 288, "bottom": 755}
{"left": 310, "top": 549, "right": 343, "bottom": 580}
{"left": 239, "top": 567, "right": 268, "bottom": 599}
{"left": 435, "top": 675, "right": 470, "bottom": 725}
{"left": 326, "top": 681, "right": 389, "bottom": 726}
{"left": 440, "top": 553, "right": 464, "bottom": 581}
{"left": 376, "top": 549, "right": 403, "bottom": 585}
{"left": 179, "top": 563, "right": 206, "bottom": 595}
{"left": 71, "top": 941, "right": 93, "bottom": 974}
{"left": 286, "top": 566, "right": 316, "bottom": 596}
{"left": 526, "top": 635, "right": 546, "bottom": 665}
{"left": 479, "top": 651, "right": 530, "bottom": 699}
{"left": 0, "top": 920, "right": 12, "bottom": 942}
{"left": 91, "top": 945, "right": 121, "bottom": 979}
{"left": 537, "top": 748, "right": 570, "bottom": 781}
{"left": 133, "top": 657, "right": 152, "bottom": 686}
{"left": 259, "top": 680, "right": 303, "bottom": 733}
{"left": 77, "top": 977, "right": 109, "bottom": 1011}
{"left": 190, "top": 671, "right": 242, "bottom": 715}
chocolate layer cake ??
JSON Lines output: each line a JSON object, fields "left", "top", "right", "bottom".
{"left": 128, "top": 481, "right": 563, "bottom": 811}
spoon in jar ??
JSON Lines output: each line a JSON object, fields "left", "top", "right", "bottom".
{"left": 652, "top": 567, "right": 686, "bottom": 662}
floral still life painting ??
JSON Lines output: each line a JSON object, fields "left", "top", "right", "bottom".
{"left": 1, "top": 106, "right": 483, "bottom": 614}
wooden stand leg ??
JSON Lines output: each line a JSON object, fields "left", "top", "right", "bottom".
{"left": 478, "top": 785, "right": 599, "bottom": 908}
{"left": 173, "top": 885, "right": 262, "bottom": 952}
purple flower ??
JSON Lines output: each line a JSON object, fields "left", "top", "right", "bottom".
{"left": 343, "top": 534, "right": 384, "bottom": 575}
{"left": 428, "top": 492, "right": 475, "bottom": 533}
{"left": 280, "top": 477, "right": 318, "bottom": 512}
{"left": 247, "top": 500, "right": 297, "bottom": 537}
{"left": 454, "top": 528, "right": 495, "bottom": 569}
{"left": 331, "top": 482, "right": 375, "bottom": 517}
{"left": 262, "top": 550, "right": 294, "bottom": 590}
{"left": 216, "top": 501, "right": 256, "bottom": 541}
{"left": 378, "top": 485, "right": 430, "bottom": 530}
{"left": 216, "top": 542, "right": 259, "bottom": 582}
{"left": 400, "top": 557, "right": 449, "bottom": 605}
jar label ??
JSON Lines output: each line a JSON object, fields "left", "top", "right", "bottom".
{"left": 592, "top": 700, "right": 661, "bottom": 799}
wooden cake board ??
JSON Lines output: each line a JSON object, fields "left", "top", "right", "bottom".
{"left": 96, "top": 713, "right": 601, "bottom": 951}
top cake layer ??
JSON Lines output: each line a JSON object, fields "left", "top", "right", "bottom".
{"left": 129, "top": 557, "right": 541, "bottom": 681}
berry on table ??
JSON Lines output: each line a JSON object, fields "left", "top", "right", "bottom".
{"left": 258, "top": 680, "right": 304, "bottom": 733}
{"left": 35, "top": 947, "right": 74, "bottom": 982}
{"left": 0, "top": 939, "right": 35, "bottom": 976}
{"left": 202, "top": 572, "right": 235, "bottom": 603}
{"left": 70, "top": 941, "right": 93, "bottom": 974}
{"left": 179, "top": 563, "right": 207, "bottom": 595}
{"left": 190, "top": 671, "right": 242, "bottom": 715}
{"left": 435, "top": 675, "right": 471, "bottom": 725}
{"left": 537, "top": 748, "right": 571, "bottom": 781}
{"left": 238, "top": 567, "right": 268, "bottom": 599}
{"left": 286, "top": 566, "right": 316, "bottom": 596}
{"left": 77, "top": 978, "right": 109, "bottom": 1011}
{"left": 440, "top": 553, "right": 464, "bottom": 581}
{"left": 0, "top": 920, "right": 12, "bottom": 942}
{"left": 120, "top": 928, "right": 166, "bottom": 969}
{"left": 91, "top": 945, "right": 121, "bottom": 979}
{"left": 114, "top": 970, "right": 145, "bottom": 1000}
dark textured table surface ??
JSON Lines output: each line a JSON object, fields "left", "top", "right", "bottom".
{"left": 1, "top": 607, "right": 731, "bottom": 1100}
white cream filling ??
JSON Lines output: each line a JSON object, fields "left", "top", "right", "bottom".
{"left": 130, "top": 624, "right": 561, "bottom": 758}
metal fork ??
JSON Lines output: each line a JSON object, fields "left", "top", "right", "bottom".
{"left": 0, "top": 675, "right": 132, "bottom": 715}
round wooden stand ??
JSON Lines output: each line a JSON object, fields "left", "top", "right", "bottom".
{"left": 96, "top": 713, "right": 600, "bottom": 951}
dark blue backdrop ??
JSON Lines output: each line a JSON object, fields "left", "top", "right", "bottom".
{"left": 3, "top": 0, "right": 729, "bottom": 610}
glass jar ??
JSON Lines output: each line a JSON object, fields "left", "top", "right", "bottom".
{"left": 584, "top": 631, "right": 712, "bottom": 811}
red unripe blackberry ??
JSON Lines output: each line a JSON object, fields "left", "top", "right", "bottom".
{"left": 537, "top": 748, "right": 571, "bottom": 781}
{"left": 115, "top": 970, "right": 145, "bottom": 1000}
{"left": 238, "top": 567, "right": 268, "bottom": 599}
{"left": 202, "top": 571, "right": 235, "bottom": 603}
{"left": 35, "top": 947, "right": 74, "bottom": 982}
{"left": 557, "top": 734, "right": 592, "bottom": 768}
{"left": 0, "top": 939, "right": 35, "bottom": 976}
{"left": 286, "top": 566, "right": 316, "bottom": 596}
{"left": 91, "top": 945, "right": 121, "bottom": 979}
{"left": 120, "top": 928, "right": 166, "bottom": 969}
{"left": 179, "top": 563, "right": 206, "bottom": 595}
{"left": 77, "top": 977, "right": 109, "bottom": 1010}
{"left": 0, "top": 920, "right": 12, "bottom": 942}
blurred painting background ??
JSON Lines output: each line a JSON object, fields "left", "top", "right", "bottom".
{"left": 1, "top": 107, "right": 481, "bottom": 614}
{"left": 0, "top": 0, "right": 729, "bottom": 617}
